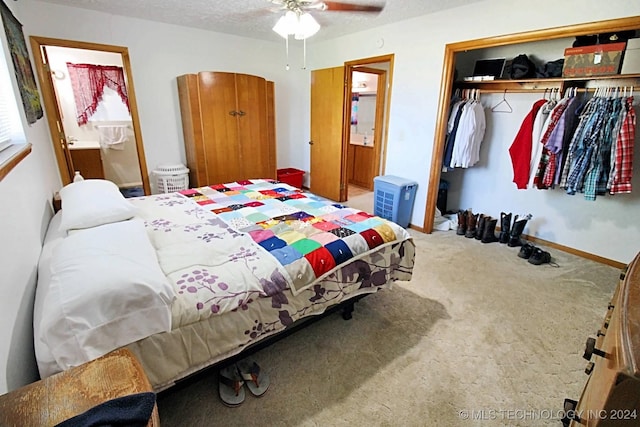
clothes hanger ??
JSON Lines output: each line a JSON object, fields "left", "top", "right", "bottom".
{"left": 491, "top": 89, "right": 513, "bottom": 113}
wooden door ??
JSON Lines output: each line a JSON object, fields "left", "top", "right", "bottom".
{"left": 198, "top": 72, "right": 243, "bottom": 184}
{"left": 236, "top": 74, "right": 275, "bottom": 180}
{"left": 41, "top": 46, "right": 75, "bottom": 179}
{"left": 310, "top": 66, "right": 346, "bottom": 201}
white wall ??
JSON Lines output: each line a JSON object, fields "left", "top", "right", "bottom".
{"left": 0, "top": 1, "right": 61, "bottom": 394}
{"left": 2, "top": 0, "right": 640, "bottom": 393}
{"left": 0, "top": 0, "right": 307, "bottom": 393}
{"left": 24, "top": 0, "right": 309, "bottom": 175}
{"left": 306, "top": 0, "right": 640, "bottom": 263}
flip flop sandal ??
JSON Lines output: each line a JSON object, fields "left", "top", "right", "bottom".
{"left": 218, "top": 365, "right": 245, "bottom": 407}
{"left": 237, "top": 360, "right": 270, "bottom": 397}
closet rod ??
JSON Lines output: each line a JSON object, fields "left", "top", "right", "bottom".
{"left": 475, "top": 87, "right": 630, "bottom": 94}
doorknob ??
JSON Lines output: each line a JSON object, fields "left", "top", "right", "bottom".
{"left": 229, "top": 111, "right": 237, "bottom": 116}
{"left": 237, "top": 110, "right": 246, "bottom": 116}
{"left": 308, "top": 140, "right": 314, "bottom": 145}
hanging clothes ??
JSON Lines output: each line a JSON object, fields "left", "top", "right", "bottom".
{"left": 442, "top": 91, "right": 486, "bottom": 171}
{"left": 559, "top": 91, "right": 635, "bottom": 200}
{"left": 532, "top": 94, "right": 572, "bottom": 189}
{"left": 609, "top": 96, "right": 636, "bottom": 194}
{"left": 442, "top": 98, "right": 465, "bottom": 171}
{"left": 508, "top": 99, "right": 547, "bottom": 189}
{"left": 450, "top": 99, "right": 485, "bottom": 168}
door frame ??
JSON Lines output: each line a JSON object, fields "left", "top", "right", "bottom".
{"left": 347, "top": 65, "right": 387, "bottom": 190}
{"left": 343, "top": 54, "right": 394, "bottom": 200}
{"left": 29, "top": 36, "right": 151, "bottom": 194}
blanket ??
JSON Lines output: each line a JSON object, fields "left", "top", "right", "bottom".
{"left": 130, "top": 179, "right": 412, "bottom": 326}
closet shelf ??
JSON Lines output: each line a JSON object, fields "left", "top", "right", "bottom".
{"left": 455, "top": 73, "right": 640, "bottom": 92}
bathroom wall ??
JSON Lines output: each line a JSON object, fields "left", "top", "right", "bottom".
{"left": 46, "top": 46, "right": 142, "bottom": 188}
{"left": 350, "top": 70, "right": 378, "bottom": 146}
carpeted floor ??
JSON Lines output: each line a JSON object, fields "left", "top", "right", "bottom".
{"left": 156, "top": 194, "right": 620, "bottom": 427}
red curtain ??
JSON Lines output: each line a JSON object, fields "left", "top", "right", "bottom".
{"left": 66, "top": 62, "right": 130, "bottom": 126}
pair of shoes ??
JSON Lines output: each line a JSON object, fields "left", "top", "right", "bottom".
{"left": 517, "top": 243, "right": 556, "bottom": 266}
{"left": 517, "top": 242, "right": 536, "bottom": 259}
{"left": 218, "top": 360, "right": 270, "bottom": 407}
{"left": 528, "top": 247, "right": 552, "bottom": 265}
{"left": 468, "top": 213, "right": 498, "bottom": 243}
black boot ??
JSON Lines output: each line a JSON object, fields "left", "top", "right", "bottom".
{"left": 499, "top": 212, "right": 512, "bottom": 244}
{"left": 456, "top": 210, "right": 467, "bottom": 236}
{"left": 507, "top": 214, "right": 533, "bottom": 247}
{"left": 481, "top": 218, "right": 499, "bottom": 243}
{"left": 465, "top": 212, "right": 478, "bottom": 238}
{"left": 475, "top": 214, "right": 488, "bottom": 240}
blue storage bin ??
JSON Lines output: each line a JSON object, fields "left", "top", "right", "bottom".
{"left": 373, "top": 175, "right": 418, "bottom": 228}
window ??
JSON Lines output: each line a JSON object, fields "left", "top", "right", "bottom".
{"left": 0, "top": 28, "right": 29, "bottom": 181}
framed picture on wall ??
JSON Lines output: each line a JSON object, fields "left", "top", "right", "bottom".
{"left": 0, "top": 1, "right": 43, "bottom": 124}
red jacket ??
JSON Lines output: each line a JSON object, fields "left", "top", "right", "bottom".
{"left": 509, "top": 99, "right": 547, "bottom": 189}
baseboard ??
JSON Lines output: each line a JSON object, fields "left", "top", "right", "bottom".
{"left": 408, "top": 223, "right": 425, "bottom": 233}
{"left": 522, "top": 234, "right": 626, "bottom": 269}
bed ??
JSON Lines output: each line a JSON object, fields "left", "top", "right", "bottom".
{"left": 34, "top": 178, "right": 415, "bottom": 391}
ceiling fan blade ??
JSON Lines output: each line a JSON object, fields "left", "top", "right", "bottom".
{"left": 321, "top": 1, "right": 384, "bottom": 13}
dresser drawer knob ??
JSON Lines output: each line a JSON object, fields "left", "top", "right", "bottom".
{"left": 583, "top": 337, "right": 607, "bottom": 360}
{"left": 584, "top": 362, "right": 595, "bottom": 375}
{"left": 561, "top": 398, "right": 584, "bottom": 426}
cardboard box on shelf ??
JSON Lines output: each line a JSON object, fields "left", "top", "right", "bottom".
{"left": 621, "top": 38, "right": 640, "bottom": 75}
{"left": 562, "top": 42, "right": 626, "bottom": 78}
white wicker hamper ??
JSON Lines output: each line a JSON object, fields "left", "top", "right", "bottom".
{"left": 154, "top": 164, "right": 189, "bottom": 193}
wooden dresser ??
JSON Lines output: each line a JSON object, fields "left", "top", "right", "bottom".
{"left": 0, "top": 348, "right": 159, "bottom": 427}
{"left": 564, "top": 252, "right": 640, "bottom": 426}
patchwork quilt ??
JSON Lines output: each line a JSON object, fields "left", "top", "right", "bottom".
{"left": 129, "top": 179, "right": 414, "bottom": 329}
{"left": 178, "top": 179, "right": 411, "bottom": 294}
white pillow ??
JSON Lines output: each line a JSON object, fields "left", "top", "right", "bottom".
{"left": 40, "top": 219, "right": 176, "bottom": 370}
{"left": 59, "top": 179, "right": 137, "bottom": 232}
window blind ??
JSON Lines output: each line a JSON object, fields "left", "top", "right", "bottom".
{"left": 0, "top": 35, "right": 25, "bottom": 152}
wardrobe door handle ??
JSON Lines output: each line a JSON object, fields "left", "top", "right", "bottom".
{"left": 229, "top": 111, "right": 237, "bottom": 116}
{"left": 237, "top": 110, "right": 246, "bottom": 116}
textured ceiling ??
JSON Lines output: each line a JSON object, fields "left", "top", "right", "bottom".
{"left": 37, "top": 0, "right": 485, "bottom": 42}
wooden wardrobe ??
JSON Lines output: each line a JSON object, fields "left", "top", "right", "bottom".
{"left": 177, "top": 72, "right": 276, "bottom": 186}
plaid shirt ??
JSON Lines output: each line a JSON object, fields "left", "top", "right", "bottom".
{"left": 533, "top": 98, "right": 569, "bottom": 190}
{"left": 559, "top": 97, "right": 598, "bottom": 189}
{"left": 565, "top": 98, "right": 609, "bottom": 194}
{"left": 583, "top": 98, "right": 621, "bottom": 200}
{"left": 541, "top": 98, "right": 573, "bottom": 188}
{"left": 610, "top": 97, "right": 636, "bottom": 194}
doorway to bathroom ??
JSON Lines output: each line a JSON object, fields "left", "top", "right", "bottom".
{"left": 29, "top": 36, "right": 150, "bottom": 195}
{"left": 345, "top": 57, "right": 391, "bottom": 213}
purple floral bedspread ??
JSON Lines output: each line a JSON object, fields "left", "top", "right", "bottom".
{"left": 125, "top": 180, "right": 415, "bottom": 389}
{"left": 129, "top": 179, "right": 415, "bottom": 328}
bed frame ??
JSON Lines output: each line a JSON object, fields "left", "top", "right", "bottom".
{"left": 157, "top": 293, "right": 370, "bottom": 396}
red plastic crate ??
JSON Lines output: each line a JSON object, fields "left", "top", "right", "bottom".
{"left": 277, "top": 168, "right": 304, "bottom": 188}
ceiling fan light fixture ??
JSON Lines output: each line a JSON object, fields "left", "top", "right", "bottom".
{"left": 272, "top": 10, "right": 298, "bottom": 38}
{"left": 272, "top": 9, "right": 321, "bottom": 40}
{"left": 294, "top": 12, "right": 320, "bottom": 40}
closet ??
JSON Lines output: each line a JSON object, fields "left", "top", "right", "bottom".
{"left": 177, "top": 72, "right": 276, "bottom": 186}
{"left": 425, "top": 17, "right": 640, "bottom": 259}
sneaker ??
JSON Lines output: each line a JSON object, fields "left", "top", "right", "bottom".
{"left": 517, "top": 243, "right": 536, "bottom": 259}
{"left": 528, "top": 247, "right": 551, "bottom": 265}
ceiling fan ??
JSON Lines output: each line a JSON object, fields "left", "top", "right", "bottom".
{"left": 270, "top": 0, "right": 384, "bottom": 39}
{"left": 270, "top": 0, "right": 385, "bottom": 14}
{"left": 269, "top": 1, "right": 384, "bottom": 70}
